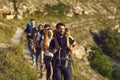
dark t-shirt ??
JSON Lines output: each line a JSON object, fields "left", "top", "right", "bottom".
{"left": 50, "top": 35, "right": 74, "bottom": 59}
{"left": 25, "top": 27, "right": 38, "bottom": 39}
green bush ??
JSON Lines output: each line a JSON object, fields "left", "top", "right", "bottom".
{"left": 99, "top": 29, "right": 120, "bottom": 60}
{"left": 112, "top": 70, "right": 120, "bottom": 80}
{"left": 89, "top": 46, "right": 112, "bottom": 78}
{"left": 44, "top": 2, "right": 70, "bottom": 17}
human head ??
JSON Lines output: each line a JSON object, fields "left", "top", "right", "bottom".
{"left": 44, "top": 24, "right": 51, "bottom": 30}
{"left": 38, "top": 24, "right": 44, "bottom": 31}
{"left": 44, "top": 24, "right": 53, "bottom": 38}
{"left": 30, "top": 18, "right": 36, "bottom": 27}
{"left": 56, "top": 22, "right": 66, "bottom": 36}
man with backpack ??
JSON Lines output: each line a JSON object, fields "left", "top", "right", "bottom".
{"left": 49, "top": 22, "right": 78, "bottom": 80}
{"left": 24, "top": 18, "right": 38, "bottom": 67}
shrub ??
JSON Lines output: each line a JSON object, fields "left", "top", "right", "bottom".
{"left": 44, "top": 2, "right": 70, "bottom": 17}
{"left": 89, "top": 46, "right": 112, "bottom": 78}
{"left": 99, "top": 29, "right": 120, "bottom": 61}
{"left": 112, "top": 70, "right": 120, "bottom": 80}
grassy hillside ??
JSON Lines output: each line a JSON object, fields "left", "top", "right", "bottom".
{"left": 0, "top": 45, "right": 38, "bottom": 80}
{"left": 0, "top": 0, "right": 120, "bottom": 80}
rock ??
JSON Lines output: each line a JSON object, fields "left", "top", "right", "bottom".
{"left": 17, "top": 15, "right": 23, "bottom": 19}
{"left": 114, "top": 24, "right": 119, "bottom": 29}
{"left": 66, "top": 9, "right": 74, "bottom": 17}
{"left": 0, "top": 43, "right": 9, "bottom": 48}
{"left": 73, "top": 6, "right": 83, "bottom": 15}
{"left": 108, "top": 16, "right": 115, "bottom": 19}
{"left": 73, "top": 45, "right": 86, "bottom": 59}
{"left": 6, "top": 14, "right": 15, "bottom": 19}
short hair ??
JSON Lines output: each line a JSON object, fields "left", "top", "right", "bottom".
{"left": 30, "top": 18, "right": 35, "bottom": 21}
{"left": 56, "top": 22, "right": 65, "bottom": 29}
{"left": 44, "top": 24, "right": 51, "bottom": 28}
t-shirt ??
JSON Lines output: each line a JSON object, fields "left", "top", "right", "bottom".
{"left": 50, "top": 35, "right": 74, "bottom": 59}
{"left": 36, "top": 30, "right": 44, "bottom": 41}
{"left": 25, "top": 27, "right": 38, "bottom": 39}
{"left": 36, "top": 30, "right": 45, "bottom": 49}
{"left": 44, "top": 39, "right": 53, "bottom": 57}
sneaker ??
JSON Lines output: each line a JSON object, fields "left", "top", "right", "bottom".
{"left": 37, "top": 65, "right": 40, "bottom": 71}
{"left": 32, "top": 61, "right": 36, "bottom": 67}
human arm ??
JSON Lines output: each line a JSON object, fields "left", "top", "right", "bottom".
{"left": 69, "top": 41, "right": 78, "bottom": 51}
{"left": 48, "top": 39, "right": 59, "bottom": 54}
{"left": 68, "top": 36, "right": 78, "bottom": 52}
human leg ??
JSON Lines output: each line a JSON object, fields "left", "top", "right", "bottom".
{"left": 62, "top": 61, "right": 72, "bottom": 80}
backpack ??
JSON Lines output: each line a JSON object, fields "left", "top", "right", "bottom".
{"left": 43, "top": 29, "right": 53, "bottom": 49}
{"left": 54, "top": 28, "right": 70, "bottom": 48}
{"left": 26, "top": 22, "right": 38, "bottom": 31}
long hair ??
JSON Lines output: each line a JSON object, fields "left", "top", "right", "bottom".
{"left": 43, "top": 28, "right": 53, "bottom": 49}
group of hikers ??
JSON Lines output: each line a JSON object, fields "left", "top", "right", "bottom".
{"left": 24, "top": 18, "right": 78, "bottom": 80}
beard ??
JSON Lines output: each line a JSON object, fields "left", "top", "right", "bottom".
{"left": 58, "top": 32, "right": 65, "bottom": 36}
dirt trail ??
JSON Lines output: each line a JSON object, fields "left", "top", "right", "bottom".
{"left": 11, "top": 27, "right": 46, "bottom": 80}
{"left": 11, "top": 27, "right": 24, "bottom": 44}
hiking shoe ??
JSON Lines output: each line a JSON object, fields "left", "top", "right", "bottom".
{"left": 37, "top": 66, "right": 40, "bottom": 72}
{"left": 32, "top": 62, "right": 36, "bottom": 67}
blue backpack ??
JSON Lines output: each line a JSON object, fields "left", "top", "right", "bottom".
{"left": 26, "top": 22, "right": 38, "bottom": 30}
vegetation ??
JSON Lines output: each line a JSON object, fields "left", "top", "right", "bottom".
{"left": 0, "top": 18, "right": 25, "bottom": 43}
{"left": 0, "top": 45, "right": 38, "bottom": 80}
{"left": 1, "top": 0, "right": 120, "bottom": 80}
{"left": 44, "top": 2, "right": 70, "bottom": 17}
{"left": 99, "top": 29, "right": 120, "bottom": 61}
{"left": 89, "top": 29, "right": 120, "bottom": 80}
{"left": 72, "top": 57, "right": 88, "bottom": 80}
{"left": 112, "top": 70, "right": 120, "bottom": 80}
{"left": 89, "top": 46, "right": 112, "bottom": 78}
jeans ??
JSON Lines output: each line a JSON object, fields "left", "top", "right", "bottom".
{"left": 27, "top": 38, "right": 36, "bottom": 62}
{"left": 54, "top": 60, "right": 72, "bottom": 80}
{"left": 30, "top": 48, "right": 36, "bottom": 62}
{"left": 44, "top": 56, "right": 53, "bottom": 80}
{"left": 36, "top": 48, "right": 41, "bottom": 65}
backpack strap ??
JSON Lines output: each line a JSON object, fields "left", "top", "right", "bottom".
{"left": 65, "top": 28, "right": 70, "bottom": 48}
{"left": 53, "top": 28, "right": 71, "bottom": 49}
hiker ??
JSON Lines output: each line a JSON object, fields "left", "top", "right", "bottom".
{"left": 26, "top": 18, "right": 38, "bottom": 30}
{"left": 24, "top": 18, "right": 38, "bottom": 67}
{"left": 36, "top": 24, "right": 52, "bottom": 78}
{"left": 25, "top": 18, "right": 38, "bottom": 50}
{"left": 49, "top": 22, "right": 78, "bottom": 80}
{"left": 36, "top": 24, "right": 44, "bottom": 70}
{"left": 43, "top": 24, "right": 54, "bottom": 80}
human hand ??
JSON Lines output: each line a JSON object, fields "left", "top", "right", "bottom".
{"left": 48, "top": 76, "right": 52, "bottom": 80}
{"left": 52, "top": 48, "right": 58, "bottom": 53}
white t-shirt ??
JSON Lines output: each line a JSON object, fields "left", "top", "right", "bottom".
{"left": 36, "top": 33, "right": 44, "bottom": 41}
{"left": 44, "top": 39, "right": 53, "bottom": 57}
{"left": 36, "top": 32, "right": 44, "bottom": 50}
